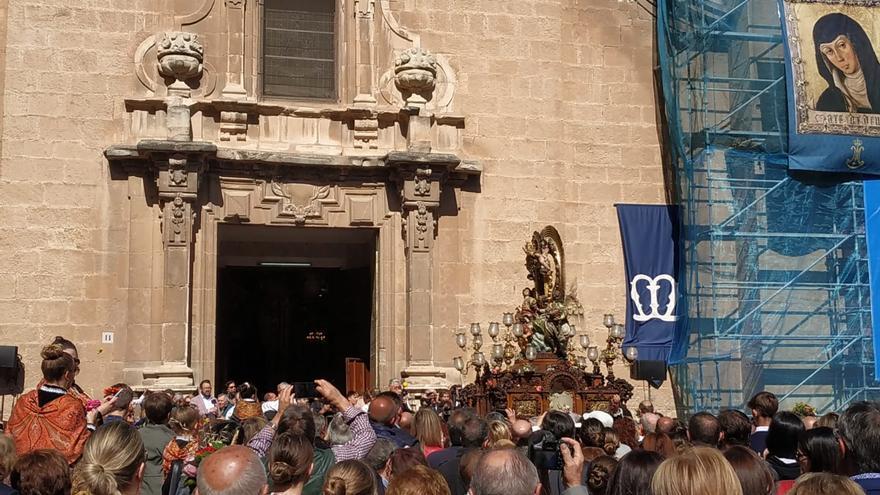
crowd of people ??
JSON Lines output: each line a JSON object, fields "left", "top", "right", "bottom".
{"left": 1, "top": 338, "right": 880, "bottom": 495}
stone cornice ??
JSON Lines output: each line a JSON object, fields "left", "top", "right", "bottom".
{"left": 105, "top": 140, "right": 481, "bottom": 181}
{"left": 122, "top": 97, "right": 467, "bottom": 126}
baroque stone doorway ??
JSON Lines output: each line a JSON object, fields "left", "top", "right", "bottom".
{"left": 214, "top": 224, "right": 375, "bottom": 393}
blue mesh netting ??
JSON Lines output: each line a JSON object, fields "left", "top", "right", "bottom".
{"left": 657, "top": 0, "right": 879, "bottom": 414}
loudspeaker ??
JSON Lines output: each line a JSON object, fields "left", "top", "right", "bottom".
{"left": 0, "top": 346, "right": 16, "bottom": 368}
{"left": 630, "top": 360, "right": 667, "bottom": 382}
{"left": 0, "top": 346, "right": 24, "bottom": 395}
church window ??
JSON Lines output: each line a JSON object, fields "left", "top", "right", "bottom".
{"left": 262, "top": 0, "right": 336, "bottom": 100}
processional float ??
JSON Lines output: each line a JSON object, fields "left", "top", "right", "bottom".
{"left": 451, "top": 226, "right": 637, "bottom": 416}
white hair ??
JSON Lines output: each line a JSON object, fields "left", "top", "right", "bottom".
{"left": 470, "top": 449, "right": 538, "bottom": 495}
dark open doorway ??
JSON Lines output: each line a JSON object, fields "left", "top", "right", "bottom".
{"left": 215, "top": 225, "right": 375, "bottom": 396}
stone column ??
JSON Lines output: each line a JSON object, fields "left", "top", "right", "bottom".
{"left": 222, "top": 0, "right": 248, "bottom": 99}
{"left": 353, "top": 0, "right": 376, "bottom": 106}
{"left": 148, "top": 153, "right": 204, "bottom": 388}
{"left": 399, "top": 166, "right": 447, "bottom": 388}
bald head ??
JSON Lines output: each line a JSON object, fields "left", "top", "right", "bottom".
{"left": 471, "top": 449, "right": 539, "bottom": 495}
{"left": 369, "top": 395, "right": 399, "bottom": 425}
{"left": 640, "top": 412, "right": 660, "bottom": 434}
{"left": 803, "top": 415, "right": 818, "bottom": 430}
{"left": 196, "top": 445, "right": 267, "bottom": 495}
{"left": 399, "top": 411, "right": 414, "bottom": 433}
{"left": 657, "top": 416, "right": 675, "bottom": 434}
{"left": 511, "top": 420, "right": 532, "bottom": 441}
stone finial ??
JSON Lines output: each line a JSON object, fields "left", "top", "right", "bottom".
{"left": 157, "top": 32, "right": 204, "bottom": 94}
{"left": 394, "top": 48, "right": 437, "bottom": 106}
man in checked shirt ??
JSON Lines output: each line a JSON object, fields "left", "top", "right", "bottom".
{"left": 247, "top": 379, "right": 376, "bottom": 495}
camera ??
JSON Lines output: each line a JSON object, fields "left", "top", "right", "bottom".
{"left": 528, "top": 430, "right": 563, "bottom": 471}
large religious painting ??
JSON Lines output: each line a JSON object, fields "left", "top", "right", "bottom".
{"left": 782, "top": 0, "right": 880, "bottom": 172}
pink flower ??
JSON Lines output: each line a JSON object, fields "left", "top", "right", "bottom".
{"left": 183, "top": 463, "right": 198, "bottom": 478}
{"left": 535, "top": 386, "right": 543, "bottom": 392}
{"left": 85, "top": 400, "right": 102, "bottom": 412}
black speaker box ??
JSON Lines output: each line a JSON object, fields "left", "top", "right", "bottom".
{"left": 630, "top": 359, "right": 667, "bottom": 382}
{"left": 0, "top": 346, "right": 16, "bottom": 368}
{"left": 0, "top": 345, "right": 24, "bottom": 395}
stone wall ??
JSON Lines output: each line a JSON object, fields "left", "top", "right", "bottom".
{"left": 0, "top": 0, "right": 164, "bottom": 397}
{"left": 404, "top": 0, "right": 675, "bottom": 412}
{"left": 0, "top": 0, "right": 675, "bottom": 415}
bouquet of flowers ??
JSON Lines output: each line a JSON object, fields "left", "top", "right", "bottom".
{"left": 182, "top": 440, "right": 226, "bottom": 488}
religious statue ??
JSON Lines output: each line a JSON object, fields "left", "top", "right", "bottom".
{"left": 516, "top": 226, "right": 583, "bottom": 357}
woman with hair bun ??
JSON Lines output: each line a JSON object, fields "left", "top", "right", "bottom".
{"left": 49, "top": 336, "right": 91, "bottom": 407}
{"left": 268, "top": 433, "right": 314, "bottom": 495}
{"left": 72, "top": 422, "right": 146, "bottom": 495}
{"left": 7, "top": 345, "right": 112, "bottom": 464}
{"left": 586, "top": 455, "right": 618, "bottom": 495}
{"left": 322, "top": 460, "right": 376, "bottom": 495}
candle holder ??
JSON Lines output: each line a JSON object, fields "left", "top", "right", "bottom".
{"left": 587, "top": 346, "right": 600, "bottom": 374}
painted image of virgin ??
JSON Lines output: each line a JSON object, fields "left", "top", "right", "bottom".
{"left": 813, "top": 13, "right": 880, "bottom": 114}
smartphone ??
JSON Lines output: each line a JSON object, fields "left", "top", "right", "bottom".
{"left": 293, "top": 382, "right": 320, "bottom": 399}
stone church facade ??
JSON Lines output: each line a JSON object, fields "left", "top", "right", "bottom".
{"left": 0, "top": 0, "right": 671, "bottom": 410}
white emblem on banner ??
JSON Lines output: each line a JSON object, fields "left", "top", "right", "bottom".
{"left": 630, "top": 274, "right": 677, "bottom": 322}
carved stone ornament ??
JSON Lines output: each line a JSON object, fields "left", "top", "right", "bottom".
{"left": 415, "top": 203, "right": 431, "bottom": 247}
{"left": 169, "top": 155, "right": 188, "bottom": 187}
{"left": 355, "top": 0, "right": 374, "bottom": 18}
{"left": 394, "top": 48, "right": 437, "bottom": 103}
{"left": 162, "top": 193, "right": 192, "bottom": 246}
{"left": 414, "top": 168, "right": 432, "bottom": 196}
{"left": 220, "top": 111, "right": 247, "bottom": 142}
{"left": 171, "top": 195, "right": 186, "bottom": 236}
{"left": 157, "top": 32, "right": 204, "bottom": 90}
{"left": 403, "top": 201, "right": 435, "bottom": 252}
{"left": 353, "top": 117, "right": 379, "bottom": 148}
{"left": 270, "top": 181, "right": 332, "bottom": 225}
{"left": 225, "top": 0, "right": 244, "bottom": 7}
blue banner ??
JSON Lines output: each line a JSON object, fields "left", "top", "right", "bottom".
{"left": 864, "top": 181, "right": 880, "bottom": 379}
{"left": 780, "top": 0, "right": 880, "bottom": 174}
{"left": 616, "top": 204, "right": 680, "bottom": 364}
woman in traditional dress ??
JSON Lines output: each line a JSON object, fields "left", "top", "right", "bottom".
{"left": 6, "top": 345, "right": 106, "bottom": 464}
{"left": 813, "top": 13, "right": 880, "bottom": 113}
{"left": 49, "top": 336, "right": 91, "bottom": 407}
{"left": 230, "top": 382, "right": 262, "bottom": 421}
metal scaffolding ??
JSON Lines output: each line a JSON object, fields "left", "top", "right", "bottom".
{"left": 657, "top": 0, "right": 879, "bottom": 414}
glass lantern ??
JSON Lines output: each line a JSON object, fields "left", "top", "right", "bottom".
{"left": 603, "top": 314, "right": 615, "bottom": 328}
{"left": 488, "top": 322, "right": 500, "bottom": 339}
{"left": 473, "top": 334, "right": 483, "bottom": 350}
{"left": 503, "top": 312, "right": 514, "bottom": 326}
{"left": 492, "top": 343, "right": 504, "bottom": 360}
{"left": 625, "top": 346, "right": 638, "bottom": 362}
{"left": 512, "top": 323, "right": 523, "bottom": 338}
{"left": 453, "top": 356, "right": 464, "bottom": 371}
{"left": 525, "top": 344, "right": 538, "bottom": 361}
{"left": 612, "top": 324, "right": 625, "bottom": 339}
{"left": 470, "top": 323, "right": 482, "bottom": 336}
{"left": 473, "top": 351, "right": 485, "bottom": 366}
{"left": 587, "top": 346, "right": 599, "bottom": 362}
{"left": 579, "top": 334, "right": 590, "bottom": 350}
{"left": 456, "top": 332, "right": 468, "bottom": 349}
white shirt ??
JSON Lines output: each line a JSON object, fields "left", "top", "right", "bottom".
{"left": 199, "top": 395, "right": 216, "bottom": 414}
{"left": 262, "top": 400, "right": 279, "bottom": 413}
